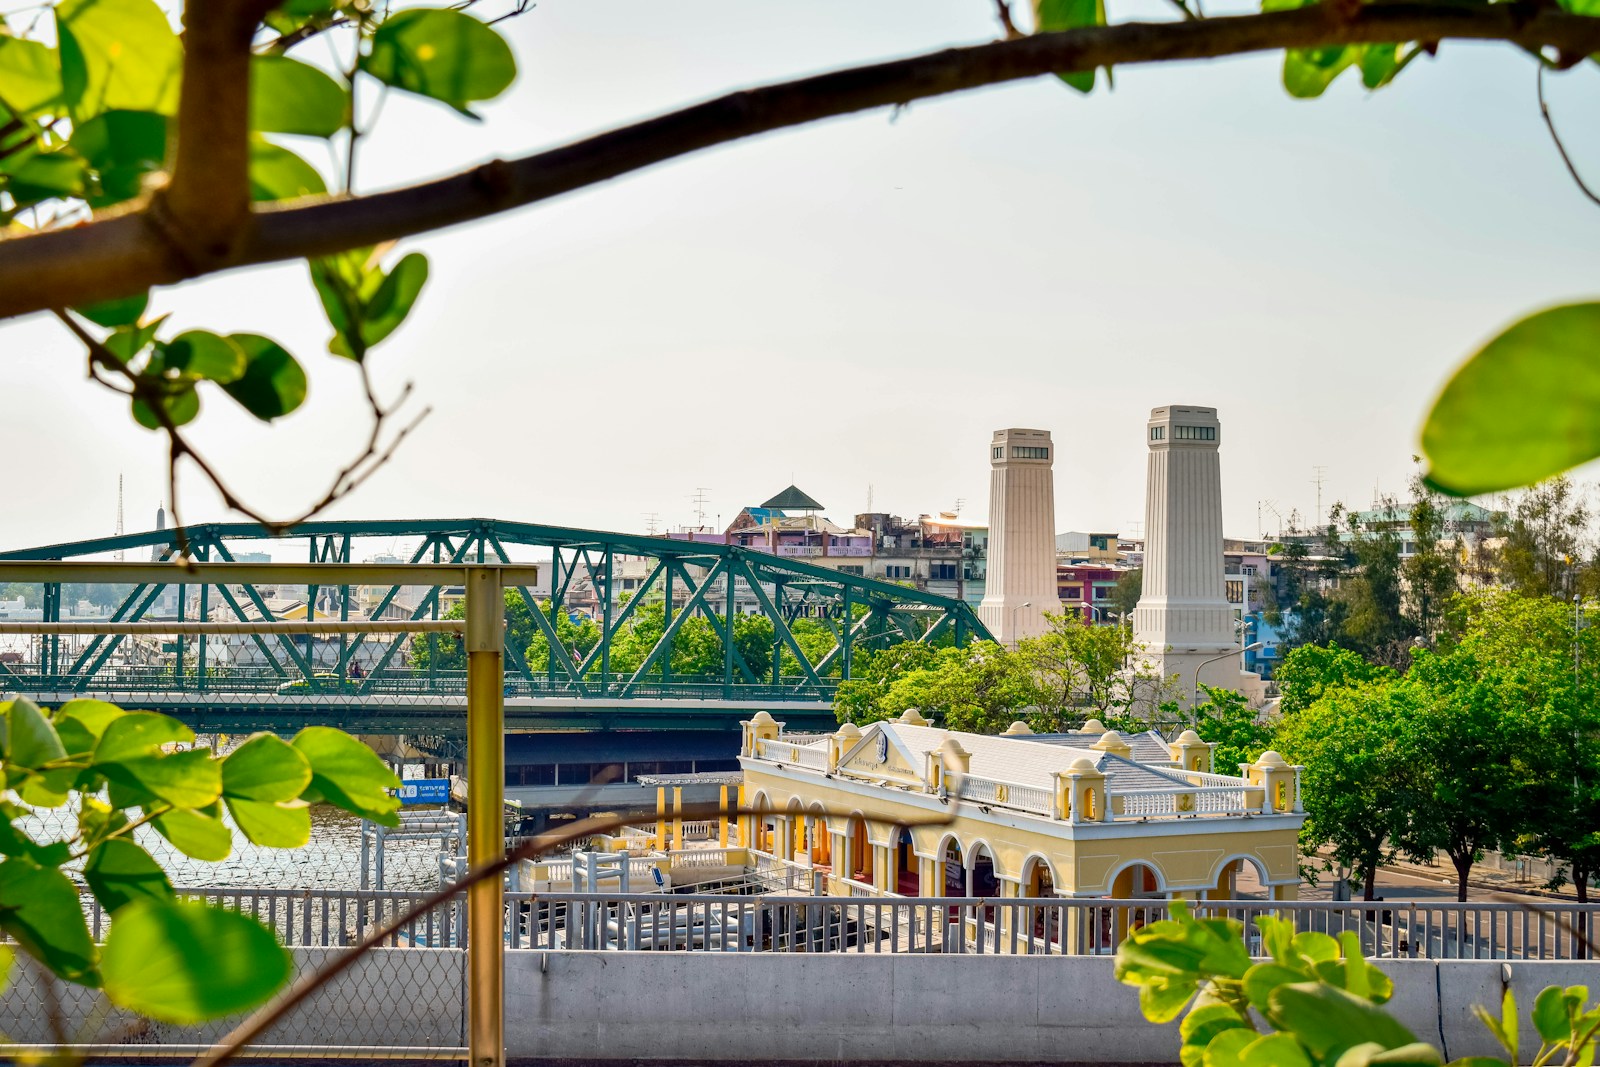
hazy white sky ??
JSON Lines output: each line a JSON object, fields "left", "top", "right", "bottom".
{"left": 6, "top": 0, "right": 1600, "bottom": 552}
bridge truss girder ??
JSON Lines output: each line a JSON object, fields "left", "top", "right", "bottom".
{"left": 0, "top": 518, "right": 990, "bottom": 701}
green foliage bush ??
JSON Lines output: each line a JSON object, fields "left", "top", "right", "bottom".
{"left": 0, "top": 695, "right": 399, "bottom": 1023}
{"left": 1116, "top": 900, "right": 1600, "bottom": 1067}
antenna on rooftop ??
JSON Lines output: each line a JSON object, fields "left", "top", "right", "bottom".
{"left": 691, "top": 488, "right": 711, "bottom": 531}
{"left": 642, "top": 512, "right": 661, "bottom": 536}
{"left": 1312, "top": 465, "right": 1328, "bottom": 528}
{"left": 867, "top": 483, "right": 874, "bottom": 513}
{"left": 115, "top": 473, "right": 125, "bottom": 561}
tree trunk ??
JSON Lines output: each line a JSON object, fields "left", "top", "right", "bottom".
{"left": 1450, "top": 851, "right": 1472, "bottom": 902}
{"left": 1363, "top": 863, "right": 1378, "bottom": 902}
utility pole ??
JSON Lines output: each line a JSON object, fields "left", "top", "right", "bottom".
{"left": 1311, "top": 466, "right": 1327, "bottom": 529}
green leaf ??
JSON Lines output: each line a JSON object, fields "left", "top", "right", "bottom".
{"left": 248, "top": 136, "right": 327, "bottom": 201}
{"left": 7, "top": 696, "right": 65, "bottom": 769}
{"left": 57, "top": 0, "right": 182, "bottom": 121}
{"left": 360, "top": 8, "right": 517, "bottom": 115}
{"left": 292, "top": 727, "right": 400, "bottom": 823}
{"left": 101, "top": 748, "right": 221, "bottom": 809}
{"left": 95, "top": 711, "right": 192, "bottom": 763}
{"left": 1140, "top": 973, "right": 1200, "bottom": 1023}
{"left": 1334, "top": 1042, "right": 1444, "bottom": 1066}
{"left": 1359, "top": 43, "right": 1401, "bottom": 89}
{"left": 1422, "top": 303, "right": 1600, "bottom": 495}
{"left": 161, "top": 330, "right": 248, "bottom": 384}
{"left": 1239, "top": 1034, "right": 1314, "bottom": 1067}
{"left": 1203, "top": 1028, "right": 1257, "bottom": 1067}
{"left": 360, "top": 251, "right": 428, "bottom": 348}
{"left": 1244, "top": 962, "right": 1308, "bottom": 1011}
{"left": 222, "top": 733, "right": 312, "bottom": 802}
{"left": 1534, "top": 985, "right": 1573, "bottom": 1044}
{"left": 1291, "top": 930, "right": 1340, "bottom": 965}
{"left": 73, "top": 291, "right": 148, "bottom": 329}
{"left": 101, "top": 900, "right": 291, "bottom": 1023}
{"left": 225, "top": 796, "right": 311, "bottom": 848}
{"left": 1035, "top": 0, "right": 1105, "bottom": 92}
{"left": 250, "top": 54, "right": 347, "bottom": 137}
{"left": 84, "top": 839, "right": 174, "bottom": 913}
{"left": 1181, "top": 1001, "right": 1251, "bottom": 1049}
{"left": 68, "top": 108, "right": 166, "bottom": 205}
{"left": 151, "top": 808, "right": 232, "bottom": 862}
{"left": 1269, "top": 983, "right": 1421, "bottom": 1058}
{"left": 5, "top": 150, "right": 88, "bottom": 205}
{"left": 0, "top": 858, "right": 97, "bottom": 984}
{"left": 104, "top": 315, "right": 165, "bottom": 364}
{"left": 131, "top": 384, "right": 200, "bottom": 429}
{"left": 0, "top": 36, "right": 64, "bottom": 114}
{"left": 1282, "top": 46, "right": 1358, "bottom": 98}
{"left": 56, "top": 698, "right": 127, "bottom": 741}
{"left": 221, "top": 334, "right": 308, "bottom": 421}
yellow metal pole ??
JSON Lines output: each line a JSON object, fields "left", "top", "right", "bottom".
{"left": 465, "top": 566, "right": 505, "bottom": 1067}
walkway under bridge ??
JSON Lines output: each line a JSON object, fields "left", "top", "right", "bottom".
{"left": 0, "top": 519, "right": 989, "bottom": 733}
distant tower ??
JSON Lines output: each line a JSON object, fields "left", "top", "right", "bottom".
{"left": 978, "top": 429, "right": 1062, "bottom": 644}
{"left": 115, "top": 474, "right": 125, "bottom": 562}
{"left": 151, "top": 503, "right": 166, "bottom": 562}
{"left": 1133, "top": 405, "right": 1237, "bottom": 703}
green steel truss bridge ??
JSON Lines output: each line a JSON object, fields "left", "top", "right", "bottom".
{"left": 0, "top": 519, "right": 989, "bottom": 733}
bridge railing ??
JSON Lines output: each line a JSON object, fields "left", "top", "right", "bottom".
{"left": 0, "top": 661, "right": 839, "bottom": 701}
{"left": 68, "top": 888, "right": 1597, "bottom": 960}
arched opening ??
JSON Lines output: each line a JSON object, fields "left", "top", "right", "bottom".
{"left": 1022, "top": 855, "right": 1060, "bottom": 946}
{"left": 784, "top": 798, "right": 805, "bottom": 860}
{"left": 1023, "top": 855, "right": 1056, "bottom": 898}
{"left": 749, "top": 791, "right": 773, "bottom": 853}
{"left": 938, "top": 836, "right": 965, "bottom": 895}
{"left": 968, "top": 841, "right": 999, "bottom": 897}
{"left": 895, "top": 827, "right": 918, "bottom": 895}
{"left": 1213, "top": 856, "right": 1271, "bottom": 901}
{"left": 1102, "top": 862, "right": 1165, "bottom": 951}
{"left": 847, "top": 815, "right": 873, "bottom": 885}
{"left": 807, "top": 803, "right": 830, "bottom": 867}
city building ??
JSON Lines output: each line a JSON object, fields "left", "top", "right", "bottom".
{"left": 979, "top": 428, "right": 1062, "bottom": 644}
{"left": 1056, "top": 561, "right": 1129, "bottom": 624}
{"left": 738, "top": 709, "right": 1305, "bottom": 904}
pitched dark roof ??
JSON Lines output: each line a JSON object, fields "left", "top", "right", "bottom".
{"left": 761, "top": 485, "right": 823, "bottom": 511}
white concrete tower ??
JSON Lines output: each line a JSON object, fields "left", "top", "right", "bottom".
{"left": 979, "top": 428, "right": 1062, "bottom": 644}
{"left": 1133, "top": 405, "right": 1237, "bottom": 700}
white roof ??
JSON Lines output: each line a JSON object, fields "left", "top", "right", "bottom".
{"left": 828, "top": 721, "right": 1198, "bottom": 793}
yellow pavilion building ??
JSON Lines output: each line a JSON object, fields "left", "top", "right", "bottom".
{"left": 737, "top": 708, "right": 1305, "bottom": 902}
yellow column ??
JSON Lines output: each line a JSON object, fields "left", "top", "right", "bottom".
{"left": 655, "top": 787, "right": 667, "bottom": 850}
{"left": 671, "top": 786, "right": 683, "bottom": 850}
{"left": 465, "top": 566, "right": 505, "bottom": 1067}
{"left": 1272, "top": 883, "right": 1300, "bottom": 901}
{"left": 718, "top": 785, "right": 730, "bottom": 847}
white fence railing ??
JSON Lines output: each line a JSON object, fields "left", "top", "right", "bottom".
{"left": 1114, "top": 787, "right": 1255, "bottom": 818}
{"left": 756, "top": 738, "right": 830, "bottom": 771}
{"left": 955, "top": 775, "right": 1054, "bottom": 817}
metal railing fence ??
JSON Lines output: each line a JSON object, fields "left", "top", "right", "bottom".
{"left": 73, "top": 888, "right": 1599, "bottom": 961}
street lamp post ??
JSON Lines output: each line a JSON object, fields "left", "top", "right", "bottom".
{"left": 1007, "top": 601, "right": 1032, "bottom": 642}
{"left": 1191, "top": 642, "right": 1264, "bottom": 719}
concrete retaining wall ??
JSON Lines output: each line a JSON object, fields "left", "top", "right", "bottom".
{"left": 3, "top": 948, "right": 1594, "bottom": 1064}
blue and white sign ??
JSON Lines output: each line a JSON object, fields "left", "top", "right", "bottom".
{"left": 396, "top": 778, "right": 449, "bottom": 806}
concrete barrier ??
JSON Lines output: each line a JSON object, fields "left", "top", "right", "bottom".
{"left": 0, "top": 947, "right": 1582, "bottom": 1064}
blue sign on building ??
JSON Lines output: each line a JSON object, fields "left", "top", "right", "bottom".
{"left": 396, "top": 779, "right": 450, "bottom": 806}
